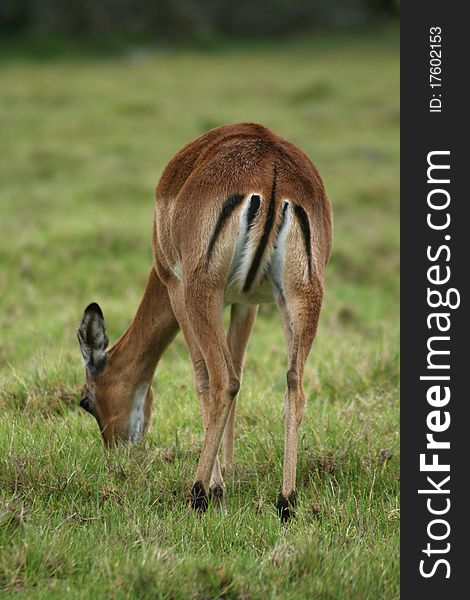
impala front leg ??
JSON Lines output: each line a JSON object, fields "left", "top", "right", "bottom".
{"left": 222, "top": 303, "right": 258, "bottom": 474}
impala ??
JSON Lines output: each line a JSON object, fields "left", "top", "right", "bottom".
{"left": 77, "top": 123, "right": 332, "bottom": 521}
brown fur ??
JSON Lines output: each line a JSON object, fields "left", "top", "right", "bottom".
{"left": 78, "top": 123, "right": 333, "bottom": 517}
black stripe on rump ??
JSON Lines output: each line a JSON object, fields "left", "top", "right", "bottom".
{"left": 206, "top": 193, "right": 245, "bottom": 264}
{"left": 246, "top": 194, "right": 261, "bottom": 230}
{"left": 243, "top": 166, "right": 277, "bottom": 293}
{"left": 293, "top": 204, "right": 312, "bottom": 276}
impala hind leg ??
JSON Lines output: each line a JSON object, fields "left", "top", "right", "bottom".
{"left": 182, "top": 283, "right": 241, "bottom": 511}
{"left": 167, "top": 282, "right": 224, "bottom": 506}
{"left": 192, "top": 357, "right": 227, "bottom": 504}
{"left": 276, "top": 284, "right": 322, "bottom": 522}
{"left": 222, "top": 303, "right": 258, "bottom": 475}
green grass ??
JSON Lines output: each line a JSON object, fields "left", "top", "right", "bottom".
{"left": 0, "top": 29, "right": 399, "bottom": 599}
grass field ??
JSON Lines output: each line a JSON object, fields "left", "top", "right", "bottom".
{"left": 0, "top": 28, "right": 399, "bottom": 599}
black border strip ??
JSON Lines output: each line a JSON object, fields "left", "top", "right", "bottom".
{"left": 401, "top": 4, "right": 467, "bottom": 597}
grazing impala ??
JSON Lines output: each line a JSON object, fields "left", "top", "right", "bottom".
{"left": 77, "top": 123, "right": 332, "bottom": 521}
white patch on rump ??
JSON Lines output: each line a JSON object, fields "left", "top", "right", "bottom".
{"left": 269, "top": 201, "right": 291, "bottom": 299}
{"left": 171, "top": 262, "right": 182, "bottom": 280}
{"left": 127, "top": 384, "right": 149, "bottom": 443}
{"left": 224, "top": 198, "right": 292, "bottom": 305}
{"left": 227, "top": 193, "right": 262, "bottom": 291}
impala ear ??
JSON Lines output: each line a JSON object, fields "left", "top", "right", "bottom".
{"left": 77, "top": 303, "right": 109, "bottom": 375}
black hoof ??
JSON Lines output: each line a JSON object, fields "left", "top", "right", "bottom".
{"left": 277, "top": 491, "right": 296, "bottom": 523}
{"left": 209, "top": 484, "right": 224, "bottom": 502}
{"left": 190, "top": 481, "right": 208, "bottom": 513}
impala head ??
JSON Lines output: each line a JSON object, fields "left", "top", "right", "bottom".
{"left": 77, "top": 303, "right": 153, "bottom": 446}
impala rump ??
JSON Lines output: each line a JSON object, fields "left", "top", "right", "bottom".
{"left": 208, "top": 188, "right": 314, "bottom": 306}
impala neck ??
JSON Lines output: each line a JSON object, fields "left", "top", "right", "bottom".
{"left": 106, "top": 268, "right": 179, "bottom": 385}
